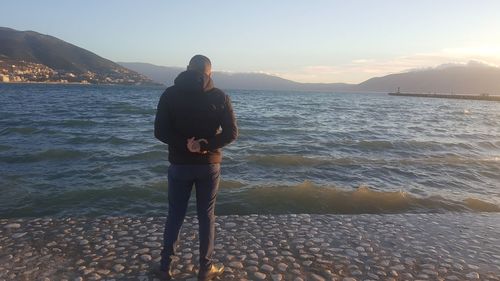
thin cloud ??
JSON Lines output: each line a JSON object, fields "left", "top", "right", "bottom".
{"left": 302, "top": 66, "right": 342, "bottom": 74}
{"left": 266, "top": 46, "right": 500, "bottom": 83}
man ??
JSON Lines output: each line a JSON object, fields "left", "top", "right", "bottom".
{"left": 154, "top": 55, "right": 238, "bottom": 281}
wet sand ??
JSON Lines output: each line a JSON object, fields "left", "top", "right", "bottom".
{"left": 1, "top": 213, "right": 499, "bottom": 280}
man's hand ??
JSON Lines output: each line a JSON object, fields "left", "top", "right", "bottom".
{"left": 187, "top": 137, "right": 208, "bottom": 154}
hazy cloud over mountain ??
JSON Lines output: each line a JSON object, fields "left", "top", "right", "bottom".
{"left": 120, "top": 61, "right": 500, "bottom": 95}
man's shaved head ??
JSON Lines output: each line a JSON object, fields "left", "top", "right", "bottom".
{"left": 188, "top": 55, "right": 212, "bottom": 75}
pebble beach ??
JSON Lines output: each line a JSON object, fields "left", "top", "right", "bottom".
{"left": 1, "top": 213, "right": 499, "bottom": 281}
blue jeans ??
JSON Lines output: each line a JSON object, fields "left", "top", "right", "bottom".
{"left": 160, "top": 164, "right": 221, "bottom": 271}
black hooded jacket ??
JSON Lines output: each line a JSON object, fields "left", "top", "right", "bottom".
{"left": 154, "top": 70, "right": 238, "bottom": 164}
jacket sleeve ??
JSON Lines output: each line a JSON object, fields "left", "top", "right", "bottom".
{"left": 201, "top": 95, "right": 238, "bottom": 151}
{"left": 154, "top": 91, "right": 187, "bottom": 151}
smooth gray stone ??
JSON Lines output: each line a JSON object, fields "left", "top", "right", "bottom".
{"left": 4, "top": 223, "right": 21, "bottom": 229}
{"left": 310, "top": 273, "right": 325, "bottom": 281}
{"left": 225, "top": 222, "right": 237, "bottom": 228}
{"left": 12, "top": 232, "right": 27, "bottom": 239}
{"left": 345, "top": 249, "right": 358, "bottom": 257}
{"left": 271, "top": 273, "right": 283, "bottom": 281}
{"left": 140, "top": 254, "right": 152, "bottom": 262}
{"left": 277, "top": 263, "right": 288, "bottom": 271}
{"left": 246, "top": 266, "right": 258, "bottom": 272}
{"left": 254, "top": 272, "right": 266, "bottom": 280}
{"left": 96, "top": 269, "right": 110, "bottom": 275}
{"left": 261, "top": 264, "right": 273, "bottom": 272}
{"left": 228, "top": 261, "right": 244, "bottom": 269}
{"left": 135, "top": 248, "right": 150, "bottom": 254}
{"left": 465, "top": 272, "right": 480, "bottom": 279}
{"left": 112, "top": 264, "right": 124, "bottom": 272}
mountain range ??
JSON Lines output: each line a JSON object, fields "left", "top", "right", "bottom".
{"left": 0, "top": 27, "right": 155, "bottom": 84}
{"left": 356, "top": 61, "right": 500, "bottom": 94}
{"left": 118, "top": 62, "right": 355, "bottom": 92}
{"left": 1, "top": 26, "right": 499, "bottom": 93}
{"left": 120, "top": 61, "right": 500, "bottom": 94}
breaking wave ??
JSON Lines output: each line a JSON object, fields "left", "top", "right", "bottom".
{"left": 218, "top": 181, "right": 500, "bottom": 215}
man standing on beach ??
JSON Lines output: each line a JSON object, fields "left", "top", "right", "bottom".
{"left": 154, "top": 55, "right": 238, "bottom": 281}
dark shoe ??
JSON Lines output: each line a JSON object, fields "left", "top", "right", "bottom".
{"left": 152, "top": 265, "right": 172, "bottom": 280}
{"left": 197, "top": 264, "right": 224, "bottom": 281}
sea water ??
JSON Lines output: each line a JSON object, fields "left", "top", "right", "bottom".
{"left": 0, "top": 83, "right": 499, "bottom": 217}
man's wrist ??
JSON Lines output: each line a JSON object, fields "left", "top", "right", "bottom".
{"left": 199, "top": 141, "right": 209, "bottom": 152}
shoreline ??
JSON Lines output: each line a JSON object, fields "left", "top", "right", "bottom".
{"left": 1, "top": 213, "right": 499, "bottom": 281}
{"left": 388, "top": 92, "right": 500, "bottom": 101}
{"left": 0, "top": 81, "right": 164, "bottom": 87}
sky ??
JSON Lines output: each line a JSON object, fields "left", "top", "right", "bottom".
{"left": 2, "top": 0, "right": 500, "bottom": 83}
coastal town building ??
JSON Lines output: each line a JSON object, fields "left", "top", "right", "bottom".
{"left": 0, "top": 59, "right": 154, "bottom": 85}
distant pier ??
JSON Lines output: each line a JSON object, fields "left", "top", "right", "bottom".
{"left": 389, "top": 92, "right": 500, "bottom": 101}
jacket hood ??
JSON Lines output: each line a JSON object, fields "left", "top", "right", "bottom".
{"left": 174, "top": 70, "right": 214, "bottom": 93}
